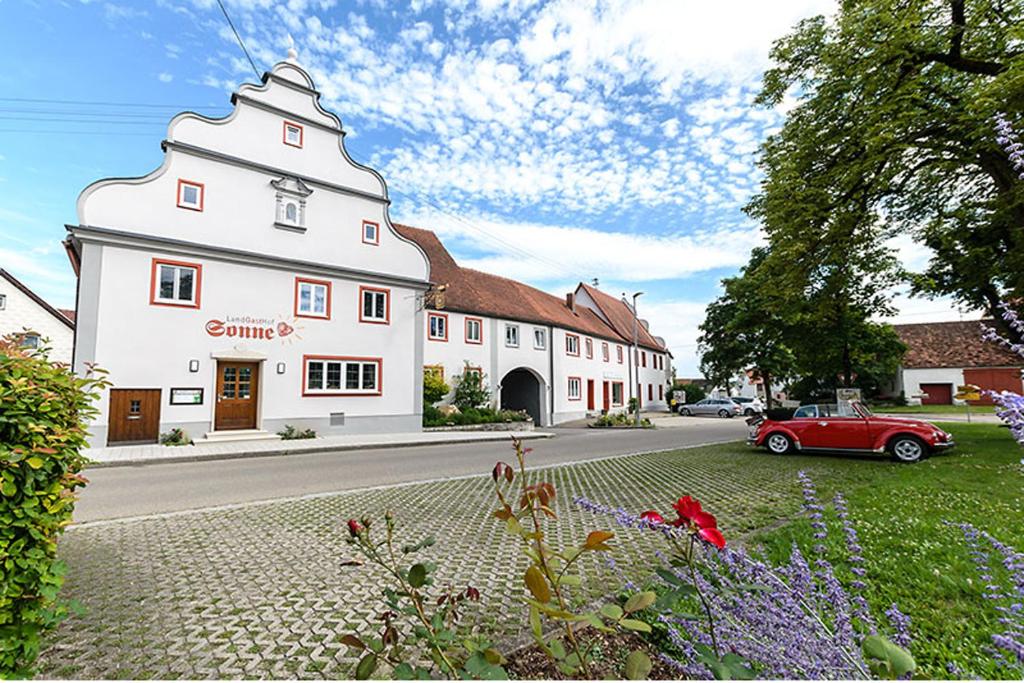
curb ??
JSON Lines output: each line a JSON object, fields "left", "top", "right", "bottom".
{"left": 85, "top": 431, "right": 555, "bottom": 469}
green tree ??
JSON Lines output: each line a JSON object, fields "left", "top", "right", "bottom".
{"left": 452, "top": 365, "right": 490, "bottom": 411}
{"left": 698, "top": 248, "right": 795, "bottom": 408}
{"left": 423, "top": 370, "right": 450, "bottom": 405}
{"left": 750, "top": 0, "right": 1024, "bottom": 343}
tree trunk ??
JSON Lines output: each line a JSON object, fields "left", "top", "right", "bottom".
{"left": 842, "top": 342, "right": 853, "bottom": 387}
{"left": 763, "top": 369, "right": 774, "bottom": 410}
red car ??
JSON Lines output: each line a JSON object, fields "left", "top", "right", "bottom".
{"left": 748, "top": 401, "right": 954, "bottom": 463}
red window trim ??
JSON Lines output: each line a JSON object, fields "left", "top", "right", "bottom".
{"left": 283, "top": 120, "right": 304, "bottom": 148}
{"left": 425, "top": 364, "right": 445, "bottom": 381}
{"left": 585, "top": 338, "right": 593, "bottom": 359}
{"left": 149, "top": 258, "right": 203, "bottom": 309}
{"left": 294, "top": 277, "right": 332, "bottom": 320}
{"left": 428, "top": 312, "right": 449, "bottom": 341}
{"left": 566, "top": 333, "right": 580, "bottom": 356}
{"left": 362, "top": 220, "right": 380, "bottom": 246}
{"left": 301, "top": 355, "right": 383, "bottom": 397}
{"left": 617, "top": 346, "right": 623, "bottom": 364}
{"left": 358, "top": 285, "right": 391, "bottom": 325}
{"left": 602, "top": 342, "right": 610, "bottom": 362}
{"left": 176, "top": 179, "right": 204, "bottom": 211}
{"left": 611, "top": 381, "right": 624, "bottom": 407}
{"left": 568, "top": 376, "right": 583, "bottom": 401}
{"left": 642, "top": 351, "right": 647, "bottom": 368}
{"left": 463, "top": 365, "right": 484, "bottom": 378}
{"left": 464, "top": 316, "right": 484, "bottom": 344}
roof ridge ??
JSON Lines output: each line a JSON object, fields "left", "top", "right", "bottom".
{"left": 0, "top": 269, "right": 75, "bottom": 329}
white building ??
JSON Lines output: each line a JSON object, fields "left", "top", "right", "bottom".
{"left": 0, "top": 268, "right": 75, "bottom": 364}
{"left": 64, "top": 53, "right": 672, "bottom": 446}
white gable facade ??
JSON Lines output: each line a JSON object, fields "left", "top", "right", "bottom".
{"left": 0, "top": 270, "right": 75, "bottom": 365}
{"left": 68, "top": 56, "right": 430, "bottom": 446}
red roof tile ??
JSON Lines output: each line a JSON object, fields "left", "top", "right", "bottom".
{"left": 894, "top": 320, "right": 1023, "bottom": 369}
{"left": 576, "top": 283, "right": 667, "bottom": 352}
{"left": 394, "top": 224, "right": 664, "bottom": 349}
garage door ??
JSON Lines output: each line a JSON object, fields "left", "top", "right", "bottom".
{"left": 964, "top": 368, "right": 1024, "bottom": 405}
{"left": 919, "top": 383, "right": 953, "bottom": 405}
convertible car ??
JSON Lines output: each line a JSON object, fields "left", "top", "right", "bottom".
{"left": 748, "top": 401, "right": 954, "bottom": 463}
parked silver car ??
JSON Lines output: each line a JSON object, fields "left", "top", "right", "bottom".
{"left": 677, "top": 398, "right": 743, "bottom": 418}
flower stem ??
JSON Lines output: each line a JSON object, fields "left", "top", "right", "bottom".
{"left": 684, "top": 535, "right": 720, "bottom": 657}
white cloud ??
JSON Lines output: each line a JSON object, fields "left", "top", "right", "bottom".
{"left": 158, "top": 72, "right": 174, "bottom": 83}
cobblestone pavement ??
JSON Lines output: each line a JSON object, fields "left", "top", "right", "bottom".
{"left": 38, "top": 443, "right": 872, "bottom": 679}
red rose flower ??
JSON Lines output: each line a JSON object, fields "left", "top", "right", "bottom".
{"left": 640, "top": 510, "right": 665, "bottom": 525}
{"left": 673, "top": 495, "right": 703, "bottom": 524}
{"left": 346, "top": 519, "right": 363, "bottom": 537}
{"left": 671, "top": 496, "right": 726, "bottom": 548}
{"left": 699, "top": 527, "right": 726, "bottom": 549}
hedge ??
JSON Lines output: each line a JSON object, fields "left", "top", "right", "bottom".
{"left": 0, "top": 335, "right": 107, "bottom": 676}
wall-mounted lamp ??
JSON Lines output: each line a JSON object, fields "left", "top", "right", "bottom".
{"left": 276, "top": 362, "right": 286, "bottom": 375}
{"left": 188, "top": 359, "right": 200, "bottom": 373}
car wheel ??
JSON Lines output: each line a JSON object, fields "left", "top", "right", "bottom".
{"left": 889, "top": 435, "right": 926, "bottom": 464}
{"left": 765, "top": 432, "right": 792, "bottom": 455}
{"left": 744, "top": 408, "right": 754, "bottom": 416}
{"left": 718, "top": 409, "right": 731, "bottom": 418}
{"left": 681, "top": 408, "right": 691, "bottom": 416}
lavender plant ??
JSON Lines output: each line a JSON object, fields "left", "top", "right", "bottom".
{"left": 952, "top": 522, "right": 1024, "bottom": 676}
{"left": 577, "top": 473, "right": 915, "bottom": 680}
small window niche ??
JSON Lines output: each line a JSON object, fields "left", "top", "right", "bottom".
{"left": 271, "top": 176, "right": 313, "bottom": 233}
{"left": 176, "top": 179, "right": 204, "bottom": 211}
{"left": 283, "top": 120, "right": 304, "bottom": 148}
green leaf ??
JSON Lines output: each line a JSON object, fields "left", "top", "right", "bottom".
{"left": 529, "top": 605, "right": 542, "bottom": 639}
{"left": 655, "top": 568, "right": 683, "bottom": 586}
{"left": 408, "top": 563, "right": 427, "bottom": 589}
{"left": 624, "top": 650, "right": 653, "bottom": 680}
{"left": 549, "top": 638, "right": 566, "bottom": 660}
{"left": 524, "top": 565, "right": 551, "bottom": 603}
{"left": 393, "top": 662, "right": 414, "bottom": 679}
{"left": 600, "top": 604, "right": 624, "bottom": 621}
{"left": 619, "top": 618, "right": 652, "bottom": 633}
{"left": 1, "top": 480, "right": 15, "bottom": 497}
{"left": 25, "top": 457, "right": 43, "bottom": 469}
{"left": 862, "top": 635, "right": 915, "bottom": 679}
{"left": 355, "top": 653, "right": 377, "bottom": 680}
{"left": 559, "top": 574, "right": 582, "bottom": 587}
{"left": 623, "top": 591, "right": 656, "bottom": 614}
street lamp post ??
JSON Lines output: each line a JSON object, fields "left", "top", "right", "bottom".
{"left": 631, "top": 291, "right": 643, "bottom": 427}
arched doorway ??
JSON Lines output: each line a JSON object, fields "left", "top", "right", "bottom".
{"left": 500, "top": 368, "right": 544, "bottom": 426}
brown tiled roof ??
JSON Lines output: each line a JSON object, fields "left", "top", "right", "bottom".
{"left": 0, "top": 269, "right": 75, "bottom": 329}
{"left": 894, "top": 320, "right": 1022, "bottom": 369}
{"left": 394, "top": 224, "right": 662, "bottom": 348}
{"left": 58, "top": 309, "right": 76, "bottom": 323}
{"left": 577, "top": 283, "right": 667, "bottom": 352}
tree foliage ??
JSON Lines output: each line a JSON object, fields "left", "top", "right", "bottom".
{"left": 0, "top": 335, "right": 107, "bottom": 676}
{"left": 749, "top": 0, "right": 1024, "bottom": 342}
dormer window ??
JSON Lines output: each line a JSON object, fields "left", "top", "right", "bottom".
{"left": 176, "top": 179, "right": 204, "bottom": 211}
{"left": 271, "top": 176, "right": 312, "bottom": 232}
{"left": 283, "top": 121, "right": 303, "bottom": 148}
{"left": 362, "top": 220, "right": 380, "bottom": 245}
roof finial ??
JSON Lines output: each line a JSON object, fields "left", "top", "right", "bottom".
{"left": 286, "top": 35, "right": 299, "bottom": 64}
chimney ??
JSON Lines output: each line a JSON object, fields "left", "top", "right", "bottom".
{"left": 565, "top": 293, "right": 576, "bottom": 312}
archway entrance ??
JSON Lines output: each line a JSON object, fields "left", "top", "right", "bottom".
{"left": 500, "top": 368, "right": 543, "bottom": 426}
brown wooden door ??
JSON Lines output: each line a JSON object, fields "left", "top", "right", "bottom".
{"left": 602, "top": 381, "right": 610, "bottom": 412}
{"left": 108, "top": 389, "right": 161, "bottom": 445}
{"left": 920, "top": 383, "right": 952, "bottom": 405}
{"left": 587, "top": 380, "right": 595, "bottom": 410}
{"left": 215, "top": 362, "right": 259, "bottom": 430}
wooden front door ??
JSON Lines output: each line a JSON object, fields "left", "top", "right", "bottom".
{"left": 215, "top": 361, "right": 259, "bottom": 430}
{"left": 602, "top": 381, "right": 610, "bottom": 412}
{"left": 587, "top": 380, "right": 595, "bottom": 410}
{"left": 108, "top": 389, "right": 161, "bottom": 445}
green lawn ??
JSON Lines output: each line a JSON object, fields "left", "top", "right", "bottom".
{"left": 747, "top": 422, "right": 1023, "bottom": 679}
{"left": 870, "top": 403, "right": 975, "bottom": 414}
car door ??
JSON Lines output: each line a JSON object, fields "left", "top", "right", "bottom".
{"left": 802, "top": 405, "right": 872, "bottom": 450}
{"left": 787, "top": 405, "right": 819, "bottom": 444}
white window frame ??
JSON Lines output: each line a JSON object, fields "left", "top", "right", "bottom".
{"left": 177, "top": 180, "right": 203, "bottom": 211}
{"left": 304, "top": 357, "right": 381, "bottom": 395}
{"left": 0, "top": 294, "right": 5, "bottom": 310}
{"left": 297, "top": 280, "right": 329, "bottom": 318}
{"left": 20, "top": 333, "right": 40, "bottom": 350}
{"left": 154, "top": 262, "right": 199, "bottom": 306}
{"left": 362, "top": 220, "right": 380, "bottom": 245}
{"left": 567, "top": 377, "right": 582, "bottom": 401}
{"left": 566, "top": 334, "right": 580, "bottom": 356}
{"left": 465, "top": 317, "right": 482, "bottom": 344}
{"left": 361, "top": 288, "right": 389, "bottom": 324}
{"left": 428, "top": 313, "right": 448, "bottom": 341}
{"left": 585, "top": 338, "right": 593, "bottom": 359}
{"left": 505, "top": 324, "right": 520, "bottom": 348}
{"left": 602, "top": 342, "right": 610, "bottom": 362}
{"left": 284, "top": 121, "right": 303, "bottom": 148}
{"left": 533, "top": 328, "right": 546, "bottom": 350}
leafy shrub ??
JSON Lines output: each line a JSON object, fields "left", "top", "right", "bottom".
{"left": 422, "top": 404, "right": 444, "bottom": 426}
{"left": 0, "top": 335, "right": 108, "bottom": 676}
{"left": 452, "top": 365, "right": 490, "bottom": 411}
{"left": 423, "top": 371, "right": 450, "bottom": 405}
{"left": 592, "top": 413, "right": 652, "bottom": 428}
{"left": 682, "top": 384, "right": 707, "bottom": 403}
{"left": 277, "top": 425, "right": 316, "bottom": 440}
{"left": 628, "top": 397, "right": 639, "bottom": 413}
{"left": 159, "top": 427, "right": 191, "bottom": 446}
{"left": 423, "top": 406, "right": 529, "bottom": 428}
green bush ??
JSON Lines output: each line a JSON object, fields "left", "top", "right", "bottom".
{"left": 0, "top": 334, "right": 107, "bottom": 676}
{"left": 592, "top": 412, "right": 653, "bottom": 428}
{"left": 682, "top": 384, "right": 707, "bottom": 403}
{"left": 423, "top": 371, "right": 450, "bottom": 405}
{"left": 159, "top": 427, "right": 191, "bottom": 446}
{"left": 277, "top": 425, "right": 316, "bottom": 440}
{"left": 423, "top": 406, "right": 529, "bottom": 428}
{"left": 452, "top": 366, "right": 490, "bottom": 411}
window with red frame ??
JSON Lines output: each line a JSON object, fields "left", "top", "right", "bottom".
{"left": 362, "top": 220, "right": 380, "bottom": 245}
{"left": 304, "top": 356, "right": 381, "bottom": 395}
{"left": 150, "top": 258, "right": 202, "bottom": 308}
{"left": 584, "top": 338, "right": 593, "bottom": 358}
{"left": 568, "top": 376, "right": 582, "bottom": 401}
{"left": 428, "top": 312, "right": 448, "bottom": 341}
{"left": 283, "top": 121, "right": 304, "bottom": 148}
{"left": 176, "top": 179, "right": 204, "bottom": 211}
{"left": 359, "top": 286, "right": 390, "bottom": 324}
{"left": 566, "top": 334, "right": 580, "bottom": 356}
{"left": 642, "top": 351, "right": 647, "bottom": 367}
{"left": 617, "top": 345, "right": 623, "bottom": 363}
{"left": 295, "top": 277, "right": 331, "bottom": 319}
{"left": 602, "top": 342, "right": 610, "bottom": 362}
{"left": 465, "top": 317, "right": 483, "bottom": 344}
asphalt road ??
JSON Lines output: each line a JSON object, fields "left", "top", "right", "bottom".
{"left": 75, "top": 418, "right": 749, "bottom": 522}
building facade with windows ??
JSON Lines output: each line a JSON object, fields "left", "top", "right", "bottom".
{"left": 0, "top": 268, "right": 75, "bottom": 364}
{"left": 64, "top": 54, "right": 672, "bottom": 446}
{"left": 398, "top": 226, "right": 672, "bottom": 426}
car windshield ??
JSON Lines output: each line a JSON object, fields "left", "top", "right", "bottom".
{"left": 793, "top": 405, "right": 818, "bottom": 418}
{"left": 852, "top": 401, "right": 872, "bottom": 417}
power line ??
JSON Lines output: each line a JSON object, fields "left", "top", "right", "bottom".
{"left": 0, "top": 97, "right": 229, "bottom": 109}
{"left": 216, "top": 0, "right": 260, "bottom": 80}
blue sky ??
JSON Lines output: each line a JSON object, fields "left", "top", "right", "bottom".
{"left": 0, "top": 0, "right": 972, "bottom": 375}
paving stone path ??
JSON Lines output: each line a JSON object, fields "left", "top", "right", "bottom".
{"left": 38, "top": 443, "right": 857, "bottom": 679}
